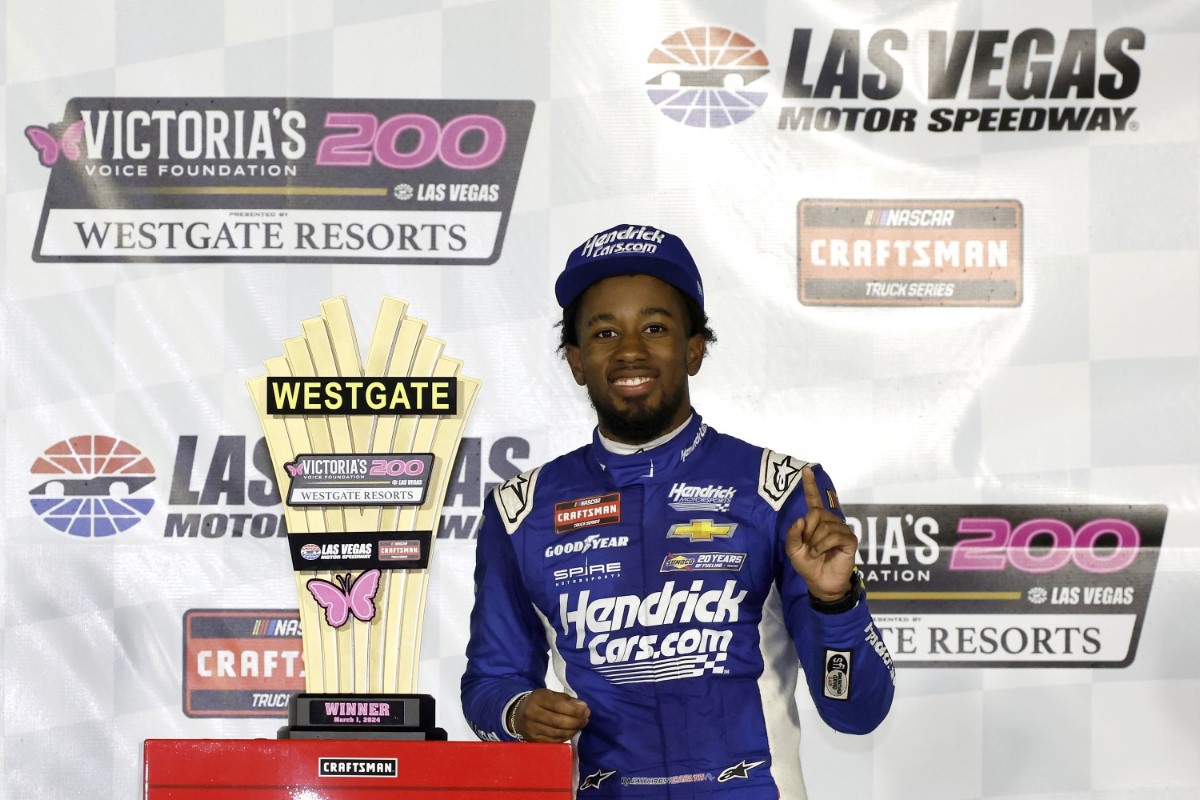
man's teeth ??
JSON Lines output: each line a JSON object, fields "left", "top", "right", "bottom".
{"left": 614, "top": 376, "right": 652, "bottom": 386}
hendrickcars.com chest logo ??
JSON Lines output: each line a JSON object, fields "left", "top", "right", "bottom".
{"left": 29, "top": 435, "right": 155, "bottom": 536}
{"left": 846, "top": 503, "right": 1167, "bottom": 667}
{"left": 25, "top": 98, "right": 534, "bottom": 263}
{"left": 647, "top": 26, "right": 1143, "bottom": 134}
{"left": 646, "top": 28, "right": 770, "bottom": 128}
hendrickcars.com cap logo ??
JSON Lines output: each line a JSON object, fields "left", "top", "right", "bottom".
{"left": 29, "top": 435, "right": 155, "bottom": 536}
{"left": 646, "top": 28, "right": 769, "bottom": 128}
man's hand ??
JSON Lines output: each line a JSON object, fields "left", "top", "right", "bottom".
{"left": 515, "top": 688, "right": 590, "bottom": 743}
{"left": 785, "top": 466, "right": 857, "bottom": 602}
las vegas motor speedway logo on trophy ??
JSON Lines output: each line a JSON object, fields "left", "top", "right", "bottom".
{"left": 248, "top": 297, "right": 478, "bottom": 739}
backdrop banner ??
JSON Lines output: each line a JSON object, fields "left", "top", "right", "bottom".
{"left": 3, "top": 2, "right": 1198, "bottom": 799}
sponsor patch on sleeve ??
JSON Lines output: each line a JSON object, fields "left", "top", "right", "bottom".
{"left": 823, "top": 649, "right": 851, "bottom": 700}
{"left": 825, "top": 488, "right": 839, "bottom": 509}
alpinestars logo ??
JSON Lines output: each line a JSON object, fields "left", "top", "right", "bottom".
{"left": 496, "top": 466, "right": 540, "bottom": 534}
{"left": 579, "top": 769, "right": 616, "bottom": 790}
{"left": 646, "top": 28, "right": 769, "bottom": 128}
{"left": 717, "top": 759, "right": 766, "bottom": 782}
{"left": 29, "top": 435, "right": 156, "bottom": 536}
{"left": 758, "top": 450, "right": 806, "bottom": 510}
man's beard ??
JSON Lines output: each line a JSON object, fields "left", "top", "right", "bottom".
{"left": 588, "top": 382, "right": 688, "bottom": 444}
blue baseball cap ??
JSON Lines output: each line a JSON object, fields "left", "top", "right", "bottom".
{"left": 555, "top": 223, "right": 704, "bottom": 310}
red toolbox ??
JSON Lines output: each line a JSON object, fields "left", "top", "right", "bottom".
{"left": 143, "top": 738, "right": 574, "bottom": 799}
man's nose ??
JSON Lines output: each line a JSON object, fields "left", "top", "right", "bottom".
{"left": 615, "top": 331, "right": 650, "bottom": 361}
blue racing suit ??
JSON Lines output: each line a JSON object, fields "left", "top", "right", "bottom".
{"left": 461, "top": 413, "right": 895, "bottom": 798}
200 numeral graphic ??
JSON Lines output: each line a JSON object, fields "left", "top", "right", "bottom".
{"left": 315, "top": 113, "right": 506, "bottom": 169}
{"left": 367, "top": 458, "right": 427, "bottom": 477}
{"left": 949, "top": 518, "right": 1140, "bottom": 574}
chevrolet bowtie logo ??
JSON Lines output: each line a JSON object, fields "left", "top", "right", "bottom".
{"left": 667, "top": 519, "right": 737, "bottom": 542}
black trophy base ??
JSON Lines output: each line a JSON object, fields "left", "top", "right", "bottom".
{"left": 278, "top": 693, "right": 446, "bottom": 740}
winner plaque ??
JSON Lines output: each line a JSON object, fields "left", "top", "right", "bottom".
{"left": 247, "top": 297, "right": 479, "bottom": 739}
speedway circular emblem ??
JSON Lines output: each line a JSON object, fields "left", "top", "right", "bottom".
{"left": 646, "top": 27, "right": 770, "bottom": 128}
{"left": 28, "top": 435, "right": 156, "bottom": 537}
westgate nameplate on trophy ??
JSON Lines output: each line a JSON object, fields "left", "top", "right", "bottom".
{"left": 248, "top": 297, "right": 479, "bottom": 739}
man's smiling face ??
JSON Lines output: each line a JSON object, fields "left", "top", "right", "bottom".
{"left": 565, "top": 274, "right": 705, "bottom": 445}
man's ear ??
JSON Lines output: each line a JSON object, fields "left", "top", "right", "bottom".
{"left": 565, "top": 345, "right": 587, "bottom": 386}
{"left": 686, "top": 334, "right": 705, "bottom": 376}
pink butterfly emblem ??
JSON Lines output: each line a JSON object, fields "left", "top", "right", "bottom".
{"left": 25, "top": 120, "right": 85, "bottom": 167}
{"left": 306, "top": 569, "right": 381, "bottom": 628}
{"left": 285, "top": 460, "right": 305, "bottom": 477}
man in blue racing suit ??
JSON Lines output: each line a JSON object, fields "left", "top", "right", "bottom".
{"left": 462, "top": 223, "right": 895, "bottom": 798}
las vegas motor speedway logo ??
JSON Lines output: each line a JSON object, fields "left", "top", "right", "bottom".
{"left": 845, "top": 503, "right": 1167, "bottom": 668}
{"left": 29, "top": 435, "right": 155, "bottom": 537}
{"left": 645, "top": 25, "right": 1143, "bottom": 134}
{"left": 26, "top": 97, "right": 534, "bottom": 264}
{"left": 646, "top": 28, "right": 770, "bottom": 128}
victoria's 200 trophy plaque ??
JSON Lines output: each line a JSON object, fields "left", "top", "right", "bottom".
{"left": 248, "top": 297, "right": 479, "bottom": 739}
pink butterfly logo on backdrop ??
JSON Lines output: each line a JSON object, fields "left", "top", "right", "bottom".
{"left": 25, "top": 120, "right": 85, "bottom": 166}
{"left": 285, "top": 461, "right": 305, "bottom": 477}
{"left": 306, "top": 569, "right": 381, "bottom": 628}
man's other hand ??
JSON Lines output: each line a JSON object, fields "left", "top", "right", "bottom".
{"left": 516, "top": 688, "right": 590, "bottom": 742}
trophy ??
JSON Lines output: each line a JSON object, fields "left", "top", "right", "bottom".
{"left": 247, "top": 297, "right": 479, "bottom": 739}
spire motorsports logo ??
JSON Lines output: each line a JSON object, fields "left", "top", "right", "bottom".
{"left": 646, "top": 27, "right": 769, "bottom": 128}
{"left": 29, "top": 435, "right": 156, "bottom": 536}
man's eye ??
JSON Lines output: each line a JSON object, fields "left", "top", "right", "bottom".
{"left": 645, "top": 324, "right": 666, "bottom": 334}
{"left": 595, "top": 329, "right": 616, "bottom": 339}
